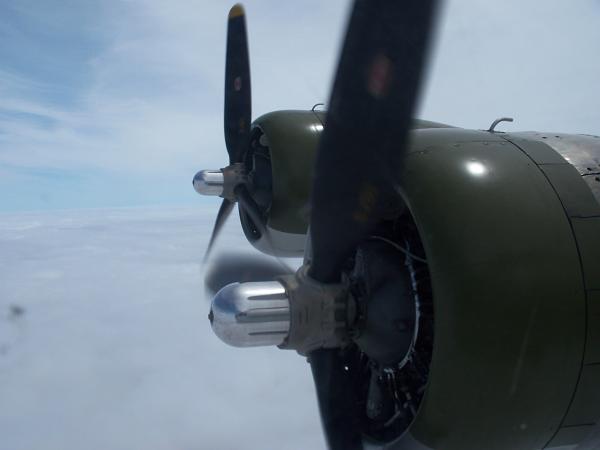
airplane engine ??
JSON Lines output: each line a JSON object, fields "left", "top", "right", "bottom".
{"left": 385, "top": 128, "right": 600, "bottom": 449}
{"left": 235, "top": 109, "right": 324, "bottom": 256}
{"left": 224, "top": 112, "right": 600, "bottom": 449}
{"left": 194, "top": 5, "right": 600, "bottom": 448}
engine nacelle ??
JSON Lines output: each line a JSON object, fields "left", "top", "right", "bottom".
{"left": 242, "top": 110, "right": 454, "bottom": 257}
{"left": 236, "top": 110, "right": 324, "bottom": 256}
{"left": 239, "top": 118, "right": 600, "bottom": 448}
{"left": 385, "top": 128, "right": 600, "bottom": 449}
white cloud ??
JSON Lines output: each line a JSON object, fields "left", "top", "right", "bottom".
{"left": 0, "top": 207, "right": 325, "bottom": 450}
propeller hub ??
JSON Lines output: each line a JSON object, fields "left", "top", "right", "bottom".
{"left": 209, "top": 266, "right": 355, "bottom": 355}
{"left": 193, "top": 170, "right": 225, "bottom": 197}
{"left": 210, "top": 281, "right": 290, "bottom": 347}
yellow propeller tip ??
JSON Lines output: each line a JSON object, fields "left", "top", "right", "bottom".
{"left": 229, "top": 4, "right": 245, "bottom": 19}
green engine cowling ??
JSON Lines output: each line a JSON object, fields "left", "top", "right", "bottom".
{"left": 392, "top": 128, "right": 600, "bottom": 450}
{"left": 244, "top": 110, "right": 600, "bottom": 449}
{"left": 237, "top": 110, "right": 324, "bottom": 256}
{"left": 243, "top": 110, "right": 449, "bottom": 256}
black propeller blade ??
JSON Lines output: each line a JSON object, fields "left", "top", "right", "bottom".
{"left": 224, "top": 4, "right": 251, "bottom": 164}
{"left": 309, "top": 0, "right": 439, "bottom": 285}
{"left": 203, "top": 199, "right": 234, "bottom": 262}
{"left": 202, "top": 4, "right": 252, "bottom": 261}
{"left": 204, "top": 252, "right": 293, "bottom": 297}
{"left": 307, "top": 1, "right": 439, "bottom": 449}
{"left": 310, "top": 349, "right": 363, "bottom": 449}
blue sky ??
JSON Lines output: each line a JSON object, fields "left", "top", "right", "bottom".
{"left": 0, "top": 1, "right": 350, "bottom": 211}
{"left": 1, "top": 0, "right": 599, "bottom": 212}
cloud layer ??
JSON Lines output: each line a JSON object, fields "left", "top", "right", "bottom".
{"left": 0, "top": 207, "right": 324, "bottom": 450}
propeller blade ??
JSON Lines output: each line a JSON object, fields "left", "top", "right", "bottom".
{"left": 310, "top": 349, "right": 363, "bottom": 450}
{"left": 309, "top": 0, "right": 439, "bottom": 284}
{"left": 204, "top": 252, "right": 293, "bottom": 297}
{"left": 224, "top": 3, "right": 252, "bottom": 164}
{"left": 307, "top": 1, "right": 439, "bottom": 448}
{"left": 203, "top": 198, "right": 235, "bottom": 262}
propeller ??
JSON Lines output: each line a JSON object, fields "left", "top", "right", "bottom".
{"left": 197, "top": 2, "right": 440, "bottom": 448}
{"left": 204, "top": 252, "right": 293, "bottom": 297}
{"left": 196, "top": 5, "right": 293, "bottom": 317}
{"left": 306, "top": 1, "right": 440, "bottom": 448}
{"left": 195, "top": 4, "right": 303, "bottom": 264}
{"left": 193, "top": 3, "right": 255, "bottom": 262}
{"left": 203, "top": 199, "right": 234, "bottom": 263}
{"left": 224, "top": 4, "right": 251, "bottom": 165}
{"left": 199, "top": 4, "right": 252, "bottom": 261}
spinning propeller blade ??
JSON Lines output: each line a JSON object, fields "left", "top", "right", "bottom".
{"left": 307, "top": 1, "right": 439, "bottom": 448}
{"left": 309, "top": 0, "right": 439, "bottom": 284}
{"left": 204, "top": 252, "right": 293, "bottom": 297}
{"left": 203, "top": 199, "right": 234, "bottom": 262}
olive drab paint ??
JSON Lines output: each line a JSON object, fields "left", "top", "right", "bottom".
{"left": 244, "top": 110, "right": 600, "bottom": 449}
